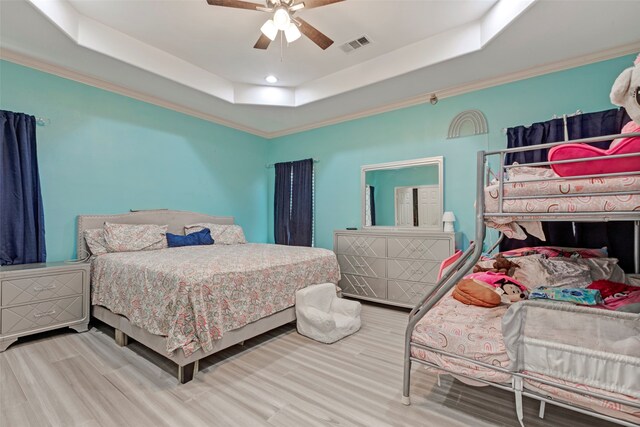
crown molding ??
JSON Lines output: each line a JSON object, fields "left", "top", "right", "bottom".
{"left": 0, "top": 48, "right": 270, "bottom": 138}
{"left": 2, "top": 42, "right": 639, "bottom": 140}
{"left": 264, "top": 41, "right": 640, "bottom": 139}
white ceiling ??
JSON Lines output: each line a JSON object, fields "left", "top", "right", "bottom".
{"left": 1, "top": 0, "right": 640, "bottom": 137}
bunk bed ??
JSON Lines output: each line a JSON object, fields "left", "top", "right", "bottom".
{"left": 402, "top": 131, "right": 640, "bottom": 426}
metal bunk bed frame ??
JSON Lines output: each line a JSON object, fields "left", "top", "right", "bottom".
{"left": 402, "top": 131, "right": 640, "bottom": 426}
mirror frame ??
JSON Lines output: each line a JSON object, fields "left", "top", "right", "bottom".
{"left": 361, "top": 156, "right": 444, "bottom": 230}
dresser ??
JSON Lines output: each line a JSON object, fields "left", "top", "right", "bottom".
{"left": 0, "top": 262, "right": 90, "bottom": 352}
{"left": 333, "top": 229, "right": 455, "bottom": 308}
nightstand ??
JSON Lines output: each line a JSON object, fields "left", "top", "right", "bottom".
{"left": 0, "top": 262, "right": 90, "bottom": 352}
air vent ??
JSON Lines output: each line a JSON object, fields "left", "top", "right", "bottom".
{"left": 339, "top": 36, "right": 371, "bottom": 53}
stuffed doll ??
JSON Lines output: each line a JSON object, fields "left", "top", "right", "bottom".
{"left": 611, "top": 53, "right": 640, "bottom": 124}
{"left": 610, "top": 53, "right": 640, "bottom": 150}
{"left": 466, "top": 271, "right": 529, "bottom": 304}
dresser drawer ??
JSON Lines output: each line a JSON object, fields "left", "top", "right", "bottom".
{"left": 387, "top": 259, "right": 440, "bottom": 284}
{"left": 1, "top": 296, "right": 84, "bottom": 335}
{"left": 340, "top": 274, "right": 387, "bottom": 299}
{"left": 387, "top": 237, "right": 451, "bottom": 260}
{"left": 337, "top": 255, "right": 386, "bottom": 278}
{"left": 336, "top": 235, "right": 386, "bottom": 257}
{"left": 387, "top": 280, "right": 435, "bottom": 305}
{"left": 1, "top": 271, "right": 84, "bottom": 306}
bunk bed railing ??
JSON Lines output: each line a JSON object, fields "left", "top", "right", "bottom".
{"left": 403, "top": 134, "right": 640, "bottom": 422}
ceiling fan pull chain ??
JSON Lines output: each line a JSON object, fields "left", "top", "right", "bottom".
{"left": 280, "top": 30, "right": 284, "bottom": 62}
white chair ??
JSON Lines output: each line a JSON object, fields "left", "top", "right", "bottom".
{"left": 295, "top": 283, "right": 362, "bottom": 344}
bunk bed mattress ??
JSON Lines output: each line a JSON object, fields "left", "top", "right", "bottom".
{"left": 484, "top": 173, "right": 640, "bottom": 214}
{"left": 410, "top": 289, "right": 513, "bottom": 384}
{"left": 523, "top": 372, "right": 640, "bottom": 424}
{"left": 91, "top": 243, "right": 340, "bottom": 356}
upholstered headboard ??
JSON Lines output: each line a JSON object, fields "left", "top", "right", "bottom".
{"left": 76, "top": 210, "right": 234, "bottom": 258}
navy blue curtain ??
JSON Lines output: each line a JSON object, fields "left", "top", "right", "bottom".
{"left": 1, "top": 110, "right": 46, "bottom": 265}
{"left": 500, "top": 108, "right": 634, "bottom": 272}
{"left": 369, "top": 185, "right": 376, "bottom": 226}
{"left": 274, "top": 162, "right": 292, "bottom": 245}
{"left": 290, "top": 159, "right": 313, "bottom": 247}
{"left": 273, "top": 159, "right": 313, "bottom": 247}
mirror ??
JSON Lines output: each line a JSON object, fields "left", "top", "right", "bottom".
{"left": 361, "top": 157, "right": 443, "bottom": 230}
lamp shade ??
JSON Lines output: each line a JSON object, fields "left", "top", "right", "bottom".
{"left": 261, "top": 19, "right": 278, "bottom": 41}
{"left": 284, "top": 23, "right": 301, "bottom": 43}
{"left": 442, "top": 211, "right": 456, "bottom": 222}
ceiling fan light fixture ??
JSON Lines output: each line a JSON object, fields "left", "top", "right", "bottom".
{"left": 284, "top": 23, "right": 301, "bottom": 43}
{"left": 265, "top": 75, "right": 278, "bottom": 84}
{"left": 260, "top": 19, "right": 278, "bottom": 41}
{"left": 273, "top": 7, "right": 291, "bottom": 31}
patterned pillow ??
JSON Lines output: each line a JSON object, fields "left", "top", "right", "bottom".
{"left": 84, "top": 228, "right": 109, "bottom": 256}
{"left": 103, "top": 222, "right": 168, "bottom": 252}
{"left": 500, "top": 246, "right": 608, "bottom": 259}
{"left": 538, "top": 258, "right": 593, "bottom": 288}
{"left": 185, "top": 223, "right": 246, "bottom": 245}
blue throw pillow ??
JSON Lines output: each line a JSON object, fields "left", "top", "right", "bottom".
{"left": 166, "top": 228, "right": 214, "bottom": 248}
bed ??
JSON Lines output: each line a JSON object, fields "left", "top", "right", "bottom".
{"left": 78, "top": 210, "right": 340, "bottom": 383}
{"left": 403, "top": 132, "right": 640, "bottom": 427}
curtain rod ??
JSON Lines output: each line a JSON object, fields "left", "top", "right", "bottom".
{"left": 265, "top": 159, "right": 319, "bottom": 169}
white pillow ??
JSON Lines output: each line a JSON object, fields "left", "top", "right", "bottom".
{"left": 103, "top": 222, "right": 168, "bottom": 252}
{"left": 185, "top": 223, "right": 246, "bottom": 245}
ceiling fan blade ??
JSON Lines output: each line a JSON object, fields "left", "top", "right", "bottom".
{"left": 206, "top": 0, "right": 263, "bottom": 10}
{"left": 297, "top": 18, "right": 333, "bottom": 50}
{"left": 289, "top": 3, "right": 305, "bottom": 11}
{"left": 300, "top": 0, "right": 344, "bottom": 10}
{"left": 253, "top": 34, "right": 272, "bottom": 49}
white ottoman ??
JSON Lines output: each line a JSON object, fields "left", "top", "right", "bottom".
{"left": 295, "top": 283, "right": 361, "bottom": 344}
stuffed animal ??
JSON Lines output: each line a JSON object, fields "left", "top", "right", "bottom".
{"left": 472, "top": 254, "right": 520, "bottom": 277}
{"left": 466, "top": 271, "right": 529, "bottom": 304}
{"left": 611, "top": 53, "right": 640, "bottom": 124}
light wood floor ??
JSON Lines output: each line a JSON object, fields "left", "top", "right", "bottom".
{"left": 0, "top": 303, "right": 620, "bottom": 427}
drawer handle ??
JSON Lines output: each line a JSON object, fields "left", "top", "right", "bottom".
{"left": 33, "top": 285, "right": 57, "bottom": 292}
{"left": 411, "top": 270, "right": 424, "bottom": 275}
{"left": 353, "top": 264, "right": 366, "bottom": 269}
{"left": 34, "top": 310, "right": 56, "bottom": 319}
{"left": 353, "top": 283, "right": 366, "bottom": 288}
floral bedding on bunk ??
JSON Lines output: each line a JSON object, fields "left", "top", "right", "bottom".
{"left": 412, "top": 252, "right": 639, "bottom": 387}
{"left": 91, "top": 243, "right": 340, "bottom": 356}
{"left": 484, "top": 167, "right": 640, "bottom": 240}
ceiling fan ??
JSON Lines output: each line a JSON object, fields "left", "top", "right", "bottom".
{"left": 206, "top": 0, "right": 344, "bottom": 50}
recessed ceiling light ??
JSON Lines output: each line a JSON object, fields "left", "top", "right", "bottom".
{"left": 265, "top": 75, "right": 278, "bottom": 84}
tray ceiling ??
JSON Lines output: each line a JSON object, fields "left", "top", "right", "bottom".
{"left": 1, "top": 0, "right": 640, "bottom": 137}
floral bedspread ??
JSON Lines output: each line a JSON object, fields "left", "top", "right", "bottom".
{"left": 91, "top": 244, "right": 340, "bottom": 356}
{"left": 411, "top": 289, "right": 513, "bottom": 384}
{"left": 484, "top": 173, "right": 640, "bottom": 240}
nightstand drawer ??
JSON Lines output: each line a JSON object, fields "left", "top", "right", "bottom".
{"left": 1, "top": 271, "right": 84, "bottom": 306}
{"left": 337, "top": 255, "right": 386, "bottom": 278}
{"left": 340, "top": 274, "right": 387, "bottom": 299}
{"left": 387, "top": 280, "right": 435, "bottom": 305}
{"left": 1, "top": 296, "right": 84, "bottom": 335}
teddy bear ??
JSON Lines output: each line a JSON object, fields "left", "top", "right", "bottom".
{"left": 610, "top": 53, "right": 640, "bottom": 140}
{"left": 472, "top": 254, "right": 520, "bottom": 277}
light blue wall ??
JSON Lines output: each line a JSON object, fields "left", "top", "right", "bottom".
{"left": 0, "top": 60, "right": 269, "bottom": 262}
{"left": 2, "top": 54, "right": 634, "bottom": 261}
{"left": 267, "top": 55, "right": 635, "bottom": 250}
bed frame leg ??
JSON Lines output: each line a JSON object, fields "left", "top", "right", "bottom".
{"left": 114, "top": 329, "right": 128, "bottom": 347}
{"left": 402, "top": 351, "right": 411, "bottom": 405}
{"left": 514, "top": 377, "right": 525, "bottom": 427}
{"left": 538, "top": 401, "right": 546, "bottom": 419}
{"left": 178, "top": 360, "right": 199, "bottom": 384}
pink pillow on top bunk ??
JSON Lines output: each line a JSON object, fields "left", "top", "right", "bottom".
{"left": 547, "top": 121, "right": 640, "bottom": 177}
